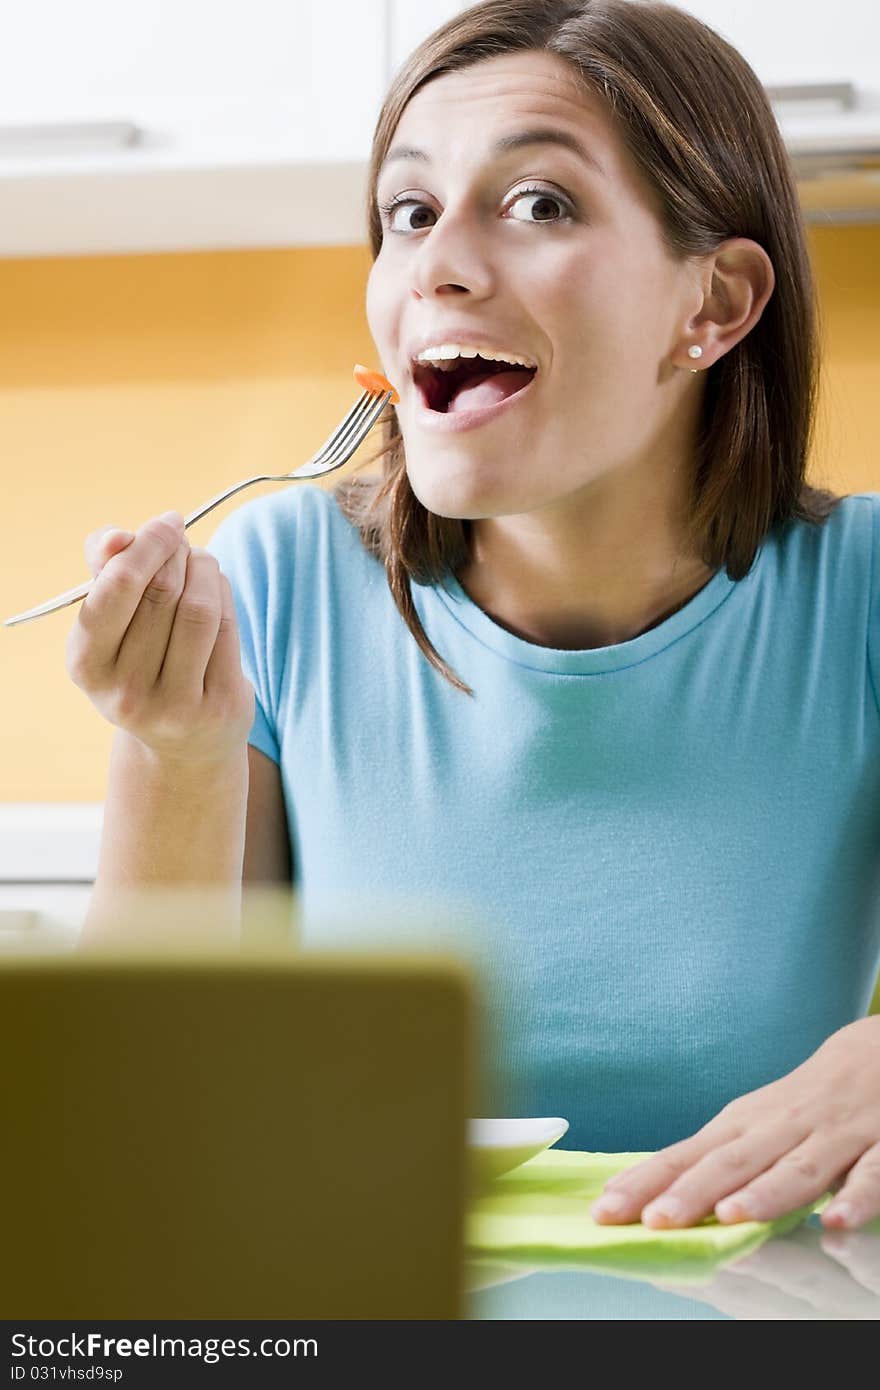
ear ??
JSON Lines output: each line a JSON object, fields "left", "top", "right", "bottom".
{"left": 674, "top": 238, "right": 776, "bottom": 373}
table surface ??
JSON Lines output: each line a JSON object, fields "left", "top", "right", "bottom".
{"left": 465, "top": 1213, "right": 880, "bottom": 1319}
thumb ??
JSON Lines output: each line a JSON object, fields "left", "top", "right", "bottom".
{"left": 86, "top": 526, "right": 134, "bottom": 577}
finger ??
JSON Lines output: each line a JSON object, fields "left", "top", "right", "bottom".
{"left": 202, "top": 571, "right": 243, "bottom": 700}
{"left": 591, "top": 1117, "right": 746, "bottom": 1225}
{"left": 79, "top": 512, "right": 186, "bottom": 666}
{"left": 596, "top": 1119, "right": 829, "bottom": 1230}
{"left": 820, "top": 1141, "right": 880, "bottom": 1232}
{"left": 85, "top": 526, "right": 135, "bottom": 577}
{"left": 157, "top": 548, "right": 223, "bottom": 701}
{"left": 712, "top": 1134, "right": 854, "bottom": 1226}
{"left": 115, "top": 533, "right": 191, "bottom": 688}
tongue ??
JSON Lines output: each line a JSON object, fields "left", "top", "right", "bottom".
{"left": 448, "top": 367, "right": 533, "bottom": 413}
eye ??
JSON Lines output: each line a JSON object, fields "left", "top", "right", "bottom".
{"left": 378, "top": 198, "right": 437, "bottom": 233}
{"left": 506, "top": 186, "right": 573, "bottom": 223}
{"left": 378, "top": 184, "right": 574, "bottom": 234}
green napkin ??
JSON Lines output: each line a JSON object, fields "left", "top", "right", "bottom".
{"left": 466, "top": 1149, "right": 830, "bottom": 1286}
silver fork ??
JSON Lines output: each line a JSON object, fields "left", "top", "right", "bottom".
{"left": 4, "top": 385, "right": 393, "bottom": 627}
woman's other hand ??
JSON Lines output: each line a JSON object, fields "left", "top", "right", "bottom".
{"left": 591, "top": 1016, "right": 880, "bottom": 1231}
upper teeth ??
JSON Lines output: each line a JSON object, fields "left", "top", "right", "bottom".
{"left": 414, "top": 344, "right": 536, "bottom": 372}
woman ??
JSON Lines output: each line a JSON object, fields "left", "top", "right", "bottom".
{"left": 71, "top": 0, "right": 880, "bottom": 1234}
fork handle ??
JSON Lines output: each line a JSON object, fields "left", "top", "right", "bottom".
{"left": 4, "top": 578, "right": 95, "bottom": 626}
{"left": 3, "top": 473, "right": 276, "bottom": 626}
{"left": 179, "top": 474, "right": 269, "bottom": 529}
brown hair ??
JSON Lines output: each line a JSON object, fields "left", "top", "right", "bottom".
{"left": 335, "top": 0, "right": 840, "bottom": 696}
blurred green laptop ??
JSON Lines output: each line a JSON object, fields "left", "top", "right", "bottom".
{"left": 0, "top": 939, "right": 472, "bottom": 1319}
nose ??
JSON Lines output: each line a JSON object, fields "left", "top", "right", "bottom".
{"left": 409, "top": 209, "right": 496, "bottom": 302}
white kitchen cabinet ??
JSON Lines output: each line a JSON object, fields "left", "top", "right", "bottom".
{"left": 0, "top": 1, "right": 877, "bottom": 256}
{"left": 0, "top": 0, "right": 389, "bottom": 156}
{"left": 0, "top": 889, "right": 87, "bottom": 948}
{"left": 0, "top": 804, "right": 100, "bottom": 942}
{"left": 0, "top": 0, "right": 475, "bottom": 256}
{"left": 674, "top": 2, "right": 880, "bottom": 91}
{"left": 387, "top": 1, "right": 469, "bottom": 78}
{"left": 0, "top": 0, "right": 388, "bottom": 255}
{"left": 0, "top": 0, "right": 469, "bottom": 154}
{"left": 655, "top": 3, "right": 880, "bottom": 223}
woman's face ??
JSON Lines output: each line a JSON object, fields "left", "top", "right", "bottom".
{"left": 366, "top": 50, "right": 704, "bottom": 522}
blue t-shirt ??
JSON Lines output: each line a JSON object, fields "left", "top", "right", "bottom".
{"left": 208, "top": 485, "right": 880, "bottom": 1152}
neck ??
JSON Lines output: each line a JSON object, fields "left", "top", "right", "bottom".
{"left": 455, "top": 471, "right": 716, "bottom": 652}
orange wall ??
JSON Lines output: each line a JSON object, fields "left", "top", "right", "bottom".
{"left": 1, "top": 228, "right": 879, "bottom": 801}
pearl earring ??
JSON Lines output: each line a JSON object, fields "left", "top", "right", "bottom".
{"left": 688, "top": 344, "right": 703, "bottom": 374}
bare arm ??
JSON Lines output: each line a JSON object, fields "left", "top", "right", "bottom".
{"left": 80, "top": 730, "right": 249, "bottom": 941}
{"left": 70, "top": 513, "right": 256, "bottom": 943}
{"left": 243, "top": 745, "right": 292, "bottom": 885}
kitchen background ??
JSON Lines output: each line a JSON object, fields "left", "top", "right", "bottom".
{"left": 1, "top": 1, "right": 879, "bottom": 950}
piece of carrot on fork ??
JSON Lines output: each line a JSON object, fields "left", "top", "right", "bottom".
{"left": 353, "top": 364, "right": 400, "bottom": 404}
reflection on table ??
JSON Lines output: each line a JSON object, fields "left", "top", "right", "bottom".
{"left": 465, "top": 1215, "right": 880, "bottom": 1319}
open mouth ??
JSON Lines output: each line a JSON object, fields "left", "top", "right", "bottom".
{"left": 412, "top": 355, "right": 538, "bottom": 414}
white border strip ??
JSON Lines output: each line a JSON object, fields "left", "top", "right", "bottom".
{"left": 0, "top": 804, "right": 103, "bottom": 881}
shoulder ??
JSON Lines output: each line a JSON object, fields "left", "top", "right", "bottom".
{"left": 739, "top": 494, "right": 878, "bottom": 667}
{"left": 766, "top": 492, "right": 877, "bottom": 581}
{"left": 843, "top": 491, "right": 880, "bottom": 549}
{"left": 774, "top": 493, "right": 880, "bottom": 700}
{"left": 817, "top": 491, "right": 880, "bottom": 540}
{"left": 205, "top": 483, "right": 370, "bottom": 584}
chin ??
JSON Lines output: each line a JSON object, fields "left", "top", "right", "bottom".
{"left": 403, "top": 451, "right": 529, "bottom": 521}
{"left": 405, "top": 469, "right": 516, "bottom": 522}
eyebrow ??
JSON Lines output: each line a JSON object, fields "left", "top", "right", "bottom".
{"left": 378, "top": 128, "right": 606, "bottom": 181}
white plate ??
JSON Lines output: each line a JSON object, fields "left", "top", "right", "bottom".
{"left": 468, "top": 1116, "right": 570, "bottom": 1185}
